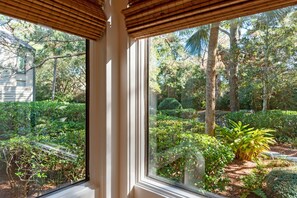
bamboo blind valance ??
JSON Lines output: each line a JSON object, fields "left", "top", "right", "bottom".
{"left": 123, "top": 0, "right": 297, "bottom": 39}
{"left": 0, "top": 0, "right": 106, "bottom": 40}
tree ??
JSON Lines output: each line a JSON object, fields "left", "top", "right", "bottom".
{"left": 239, "top": 8, "right": 295, "bottom": 111}
{"left": 0, "top": 15, "right": 87, "bottom": 102}
{"left": 185, "top": 22, "right": 220, "bottom": 136}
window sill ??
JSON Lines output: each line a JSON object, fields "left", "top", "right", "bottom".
{"left": 44, "top": 182, "right": 98, "bottom": 198}
{"left": 135, "top": 178, "right": 225, "bottom": 198}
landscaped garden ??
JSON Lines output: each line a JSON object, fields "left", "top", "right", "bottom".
{"left": 149, "top": 106, "right": 297, "bottom": 198}
{"left": 148, "top": 5, "right": 297, "bottom": 198}
{"left": 0, "top": 102, "right": 86, "bottom": 197}
{"left": 0, "top": 13, "right": 87, "bottom": 197}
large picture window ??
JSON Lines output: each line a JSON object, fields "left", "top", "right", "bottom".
{"left": 0, "top": 14, "right": 88, "bottom": 197}
{"left": 148, "top": 5, "right": 297, "bottom": 198}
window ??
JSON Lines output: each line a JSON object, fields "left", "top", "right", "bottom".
{"left": 0, "top": 14, "right": 88, "bottom": 197}
{"left": 147, "top": 5, "right": 297, "bottom": 198}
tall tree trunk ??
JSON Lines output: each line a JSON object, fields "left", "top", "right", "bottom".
{"left": 262, "top": 27, "right": 270, "bottom": 112}
{"left": 262, "top": 80, "right": 268, "bottom": 111}
{"left": 205, "top": 22, "right": 220, "bottom": 136}
{"left": 229, "top": 23, "right": 240, "bottom": 112}
{"left": 51, "top": 58, "right": 57, "bottom": 101}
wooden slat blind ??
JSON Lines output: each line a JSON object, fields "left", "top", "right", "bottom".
{"left": 123, "top": 0, "right": 297, "bottom": 39}
{"left": 0, "top": 0, "right": 106, "bottom": 40}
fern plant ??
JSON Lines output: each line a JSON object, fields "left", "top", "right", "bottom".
{"left": 216, "top": 120, "right": 276, "bottom": 161}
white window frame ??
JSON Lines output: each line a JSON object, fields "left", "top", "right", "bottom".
{"left": 123, "top": 37, "right": 228, "bottom": 198}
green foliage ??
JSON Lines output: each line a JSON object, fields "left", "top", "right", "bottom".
{"left": 216, "top": 94, "right": 230, "bottom": 111}
{"left": 158, "top": 98, "right": 182, "bottom": 110}
{"left": 216, "top": 120, "right": 276, "bottom": 161}
{"left": 0, "top": 101, "right": 85, "bottom": 196}
{"left": 288, "top": 137, "right": 297, "bottom": 148}
{"left": 158, "top": 108, "right": 197, "bottom": 119}
{"left": 0, "top": 101, "right": 85, "bottom": 139}
{"left": 265, "top": 168, "right": 297, "bottom": 198}
{"left": 226, "top": 110, "right": 297, "bottom": 139}
{"left": 150, "top": 116, "right": 234, "bottom": 191}
{"left": 240, "top": 163, "right": 268, "bottom": 198}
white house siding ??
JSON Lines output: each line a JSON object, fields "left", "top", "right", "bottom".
{"left": 0, "top": 30, "right": 35, "bottom": 102}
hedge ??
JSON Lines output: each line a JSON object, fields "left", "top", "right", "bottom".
{"left": 226, "top": 110, "right": 297, "bottom": 139}
{"left": 149, "top": 116, "right": 234, "bottom": 191}
{"left": 265, "top": 167, "right": 297, "bottom": 198}
{"left": 158, "top": 108, "right": 197, "bottom": 119}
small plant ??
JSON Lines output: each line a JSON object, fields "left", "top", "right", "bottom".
{"left": 240, "top": 163, "right": 268, "bottom": 198}
{"left": 288, "top": 137, "right": 297, "bottom": 148}
{"left": 216, "top": 120, "right": 276, "bottom": 161}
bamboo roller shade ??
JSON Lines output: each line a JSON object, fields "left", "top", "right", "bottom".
{"left": 0, "top": 0, "right": 106, "bottom": 40}
{"left": 123, "top": 0, "right": 297, "bottom": 39}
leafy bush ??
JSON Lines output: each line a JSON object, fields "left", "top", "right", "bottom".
{"left": 0, "top": 101, "right": 86, "bottom": 196}
{"left": 158, "top": 98, "right": 182, "bottom": 110}
{"left": 158, "top": 108, "right": 197, "bottom": 119}
{"left": 265, "top": 168, "right": 297, "bottom": 198}
{"left": 150, "top": 117, "right": 234, "bottom": 191}
{"left": 216, "top": 120, "right": 276, "bottom": 161}
{"left": 226, "top": 110, "right": 297, "bottom": 139}
{"left": 241, "top": 163, "right": 268, "bottom": 198}
{"left": 0, "top": 134, "right": 85, "bottom": 197}
{"left": 0, "top": 101, "right": 85, "bottom": 139}
{"left": 181, "top": 97, "right": 202, "bottom": 110}
{"left": 216, "top": 94, "right": 230, "bottom": 111}
{"left": 288, "top": 137, "right": 297, "bottom": 149}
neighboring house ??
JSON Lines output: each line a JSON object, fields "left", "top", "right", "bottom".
{"left": 0, "top": 30, "right": 35, "bottom": 102}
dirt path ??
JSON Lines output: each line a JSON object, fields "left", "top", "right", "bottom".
{"left": 270, "top": 144, "right": 297, "bottom": 157}
{"left": 0, "top": 162, "right": 14, "bottom": 198}
{"left": 218, "top": 160, "right": 256, "bottom": 198}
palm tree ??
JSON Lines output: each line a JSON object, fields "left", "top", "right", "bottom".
{"left": 185, "top": 22, "right": 220, "bottom": 136}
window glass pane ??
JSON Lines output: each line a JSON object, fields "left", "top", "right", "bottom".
{"left": 0, "top": 14, "right": 87, "bottom": 197}
{"left": 148, "top": 5, "right": 297, "bottom": 197}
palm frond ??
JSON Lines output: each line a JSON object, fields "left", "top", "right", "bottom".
{"left": 185, "top": 26, "right": 210, "bottom": 57}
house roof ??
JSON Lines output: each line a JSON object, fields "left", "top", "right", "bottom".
{"left": 0, "top": 30, "right": 35, "bottom": 52}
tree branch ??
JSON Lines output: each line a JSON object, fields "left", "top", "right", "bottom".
{"left": 219, "top": 28, "right": 230, "bottom": 38}
{"left": 27, "top": 52, "right": 86, "bottom": 71}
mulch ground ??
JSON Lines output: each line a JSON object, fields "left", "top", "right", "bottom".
{"left": 217, "top": 144, "right": 297, "bottom": 198}
{"left": 270, "top": 144, "right": 297, "bottom": 157}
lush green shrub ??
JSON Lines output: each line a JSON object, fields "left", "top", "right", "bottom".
{"left": 216, "top": 94, "right": 230, "bottom": 111}
{"left": 0, "top": 133, "right": 85, "bottom": 197}
{"left": 0, "top": 101, "right": 85, "bottom": 139}
{"left": 149, "top": 117, "right": 234, "bottom": 191}
{"left": 158, "top": 98, "right": 182, "bottom": 110}
{"left": 226, "top": 110, "right": 297, "bottom": 139}
{"left": 181, "top": 97, "right": 202, "bottom": 110}
{"left": 265, "top": 168, "right": 297, "bottom": 198}
{"left": 158, "top": 108, "right": 197, "bottom": 119}
{"left": 0, "top": 101, "right": 86, "bottom": 196}
{"left": 241, "top": 163, "right": 268, "bottom": 198}
{"left": 216, "top": 120, "right": 276, "bottom": 161}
